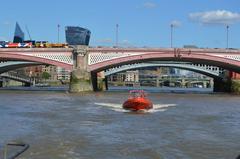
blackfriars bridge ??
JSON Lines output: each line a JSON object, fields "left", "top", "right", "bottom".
{"left": 1, "top": 46, "right": 240, "bottom": 92}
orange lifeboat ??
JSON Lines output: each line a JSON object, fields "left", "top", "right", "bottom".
{"left": 122, "top": 90, "right": 153, "bottom": 111}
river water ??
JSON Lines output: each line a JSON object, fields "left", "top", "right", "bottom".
{"left": 0, "top": 89, "right": 240, "bottom": 159}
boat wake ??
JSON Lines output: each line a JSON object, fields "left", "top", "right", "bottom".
{"left": 94, "top": 102, "right": 176, "bottom": 113}
{"left": 94, "top": 103, "right": 127, "bottom": 112}
{"left": 149, "top": 104, "right": 176, "bottom": 113}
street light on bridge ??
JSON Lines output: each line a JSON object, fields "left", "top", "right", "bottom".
{"left": 170, "top": 20, "right": 181, "bottom": 48}
{"left": 116, "top": 24, "right": 119, "bottom": 48}
{"left": 226, "top": 25, "right": 229, "bottom": 49}
{"left": 57, "top": 24, "right": 60, "bottom": 43}
{"left": 170, "top": 24, "right": 173, "bottom": 48}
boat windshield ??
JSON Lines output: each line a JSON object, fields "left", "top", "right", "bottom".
{"left": 129, "top": 90, "right": 146, "bottom": 98}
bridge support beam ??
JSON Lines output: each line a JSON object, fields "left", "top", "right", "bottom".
{"left": 231, "top": 80, "right": 240, "bottom": 94}
{"left": 97, "top": 72, "right": 108, "bottom": 91}
{"left": 213, "top": 78, "right": 231, "bottom": 92}
{"left": 69, "top": 46, "right": 109, "bottom": 92}
{"left": 213, "top": 70, "right": 240, "bottom": 93}
{"left": 69, "top": 46, "right": 94, "bottom": 92}
{"left": 214, "top": 79, "right": 240, "bottom": 94}
{"left": 69, "top": 69, "right": 93, "bottom": 92}
{"left": 91, "top": 72, "right": 108, "bottom": 91}
{"left": 69, "top": 70, "right": 107, "bottom": 92}
{"left": 105, "top": 76, "right": 108, "bottom": 90}
{"left": 23, "top": 82, "right": 31, "bottom": 87}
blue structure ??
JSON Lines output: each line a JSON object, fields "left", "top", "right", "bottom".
{"left": 13, "top": 22, "right": 24, "bottom": 43}
{"left": 65, "top": 26, "right": 91, "bottom": 45}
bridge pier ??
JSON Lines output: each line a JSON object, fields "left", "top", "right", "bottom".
{"left": 69, "top": 70, "right": 108, "bottom": 92}
{"left": 229, "top": 71, "right": 240, "bottom": 94}
{"left": 213, "top": 78, "right": 240, "bottom": 93}
{"left": 213, "top": 78, "right": 231, "bottom": 92}
{"left": 69, "top": 46, "right": 108, "bottom": 92}
{"left": 231, "top": 79, "right": 240, "bottom": 94}
{"left": 69, "top": 69, "right": 93, "bottom": 92}
{"left": 23, "top": 82, "right": 31, "bottom": 87}
{"left": 105, "top": 76, "right": 108, "bottom": 90}
{"left": 69, "top": 46, "right": 94, "bottom": 92}
{"left": 91, "top": 72, "right": 108, "bottom": 91}
{"left": 213, "top": 71, "right": 240, "bottom": 93}
{"left": 212, "top": 70, "right": 231, "bottom": 92}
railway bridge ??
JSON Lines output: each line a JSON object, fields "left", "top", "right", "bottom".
{"left": 1, "top": 46, "right": 240, "bottom": 92}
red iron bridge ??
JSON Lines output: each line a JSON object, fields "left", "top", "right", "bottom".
{"left": 0, "top": 46, "right": 240, "bottom": 92}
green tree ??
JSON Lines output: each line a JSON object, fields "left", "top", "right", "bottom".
{"left": 42, "top": 72, "right": 51, "bottom": 82}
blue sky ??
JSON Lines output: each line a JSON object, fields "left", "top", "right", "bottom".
{"left": 0, "top": 0, "right": 240, "bottom": 48}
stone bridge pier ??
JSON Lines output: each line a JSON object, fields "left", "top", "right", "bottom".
{"left": 69, "top": 45, "right": 93, "bottom": 92}
{"left": 213, "top": 78, "right": 231, "bottom": 92}
{"left": 69, "top": 46, "right": 106, "bottom": 92}
{"left": 214, "top": 71, "right": 240, "bottom": 93}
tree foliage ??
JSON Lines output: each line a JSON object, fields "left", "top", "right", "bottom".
{"left": 42, "top": 72, "right": 51, "bottom": 80}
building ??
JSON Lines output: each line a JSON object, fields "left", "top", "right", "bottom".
{"left": 108, "top": 73, "right": 125, "bottom": 82}
{"left": 125, "top": 70, "right": 139, "bottom": 82}
{"left": 65, "top": 26, "right": 91, "bottom": 45}
{"left": 22, "top": 66, "right": 43, "bottom": 83}
{"left": 13, "top": 22, "right": 24, "bottom": 43}
{"left": 56, "top": 67, "right": 70, "bottom": 80}
{"left": 42, "top": 66, "right": 58, "bottom": 80}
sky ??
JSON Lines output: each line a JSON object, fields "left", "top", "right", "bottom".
{"left": 0, "top": 0, "right": 240, "bottom": 48}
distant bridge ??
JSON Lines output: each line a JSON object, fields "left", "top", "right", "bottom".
{"left": 0, "top": 61, "right": 223, "bottom": 79}
{"left": 104, "top": 62, "right": 222, "bottom": 79}
{"left": 0, "top": 61, "right": 39, "bottom": 74}
{"left": 0, "top": 72, "right": 33, "bottom": 85}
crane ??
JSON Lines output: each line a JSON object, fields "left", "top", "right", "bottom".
{"left": 25, "top": 25, "right": 32, "bottom": 41}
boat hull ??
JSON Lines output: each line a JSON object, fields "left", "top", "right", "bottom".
{"left": 123, "top": 97, "right": 153, "bottom": 111}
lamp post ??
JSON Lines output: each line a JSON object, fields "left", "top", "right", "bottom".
{"left": 57, "top": 24, "right": 60, "bottom": 43}
{"left": 116, "top": 24, "right": 119, "bottom": 47}
{"left": 226, "top": 25, "right": 229, "bottom": 49}
{"left": 170, "top": 24, "right": 173, "bottom": 48}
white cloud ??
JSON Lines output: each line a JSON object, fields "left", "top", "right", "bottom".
{"left": 189, "top": 10, "right": 240, "bottom": 25}
{"left": 136, "top": 2, "right": 157, "bottom": 9}
{"left": 170, "top": 20, "right": 181, "bottom": 27}
{"left": 142, "top": 2, "right": 157, "bottom": 9}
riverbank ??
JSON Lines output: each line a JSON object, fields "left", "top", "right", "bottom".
{"left": 0, "top": 85, "right": 214, "bottom": 94}
{"left": 0, "top": 86, "right": 69, "bottom": 91}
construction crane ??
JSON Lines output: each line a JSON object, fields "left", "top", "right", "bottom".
{"left": 25, "top": 25, "right": 32, "bottom": 41}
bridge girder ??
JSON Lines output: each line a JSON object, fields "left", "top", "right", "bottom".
{"left": 0, "top": 61, "right": 40, "bottom": 74}
{"left": 88, "top": 51, "right": 240, "bottom": 74}
{"left": 104, "top": 62, "right": 222, "bottom": 80}
{"left": 0, "top": 48, "right": 73, "bottom": 70}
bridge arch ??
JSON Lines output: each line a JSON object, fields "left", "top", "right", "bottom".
{"left": 89, "top": 52, "right": 240, "bottom": 74}
{"left": 0, "top": 62, "right": 40, "bottom": 74}
{"left": 104, "top": 63, "right": 222, "bottom": 80}
{"left": 0, "top": 52, "right": 73, "bottom": 70}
